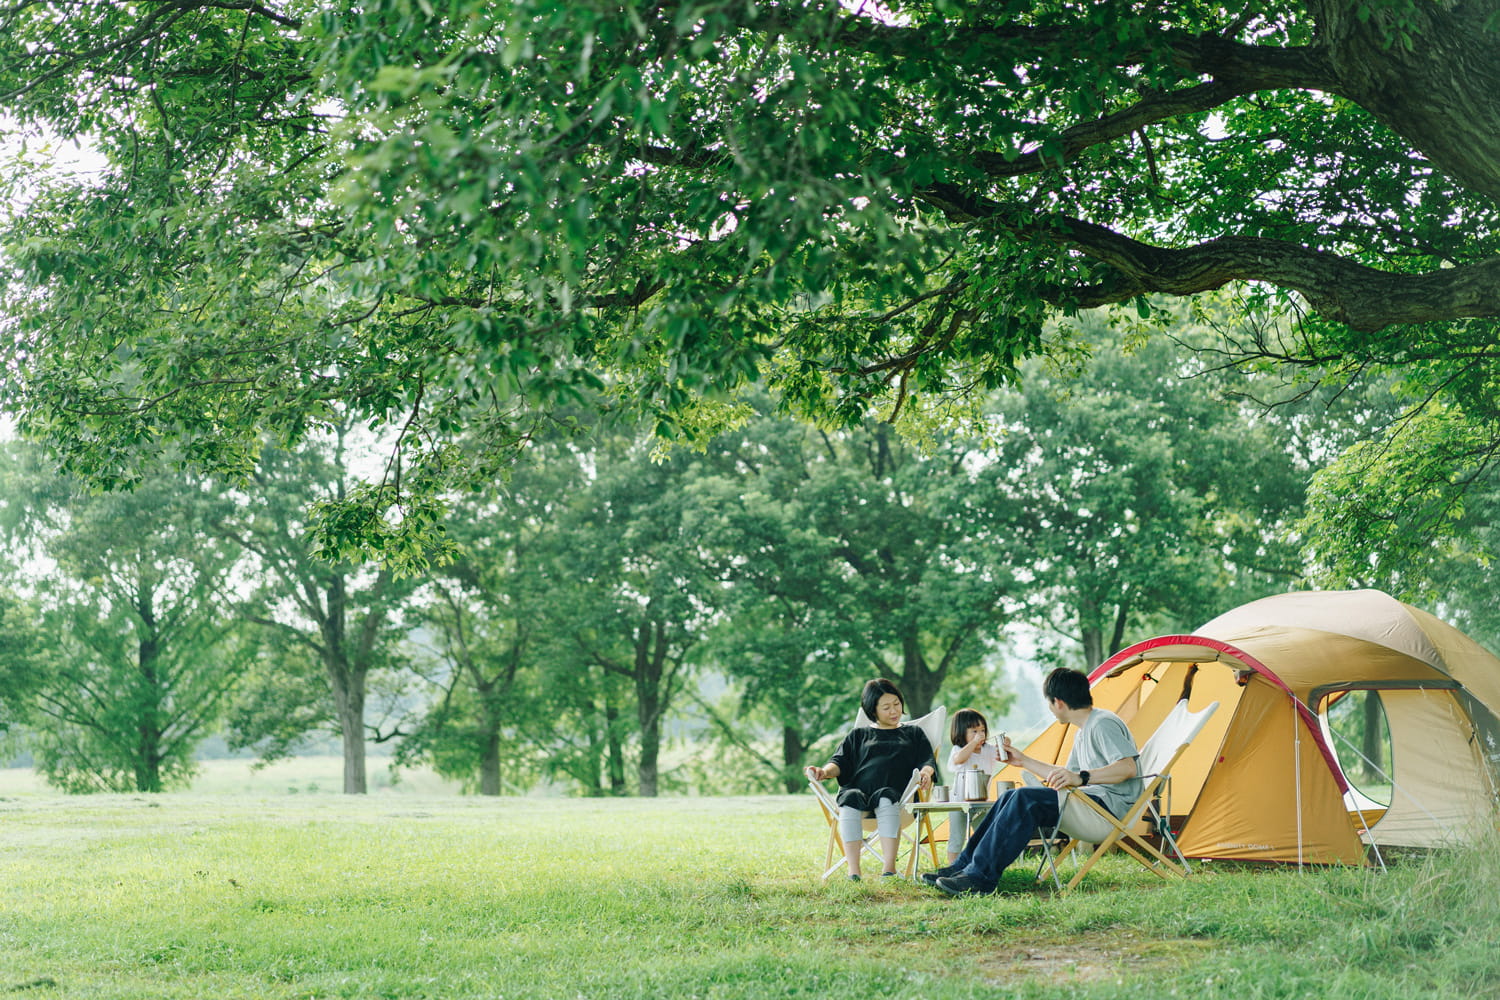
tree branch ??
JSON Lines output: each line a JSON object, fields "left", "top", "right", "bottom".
{"left": 917, "top": 185, "right": 1500, "bottom": 331}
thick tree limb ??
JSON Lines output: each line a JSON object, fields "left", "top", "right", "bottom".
{"left": 1310, "top": 0, "right": 1500, "bottom": 204}
{"left": 970, "top": 81, "right": 1246, "bottom": 179}
{"left": 1050, "top": 218, "right": 1500, "bottom": 331}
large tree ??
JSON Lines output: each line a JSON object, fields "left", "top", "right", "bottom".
{"left": 395, "top": 445, "right": 580, "bottom": 796}
{"left": 219, "top": 431, "right": 419, "bottom": 793}
{"left": 1301, "top": 403, "right": 1500, "bottom": 651}
{"left": 540, "top": 429, "right": 721, "bottom": 797}
{"left": 3, "top": 1, "right": 1497, "bottom": 553}
{"left": 0, "top": 448, "right": 249, "bottom": 792}
{"left": 687, "top": 406, "right": 1025, "bottom": 790}
{"left": 990, "top": 310, "right": 1315, "bottom": 667}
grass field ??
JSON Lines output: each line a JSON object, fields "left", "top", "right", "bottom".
{"left": 0, "top": 758, "right": 466, "bottom": 798}
{"left": 2, "top": 788, "right": 1497, "bottom": 1000}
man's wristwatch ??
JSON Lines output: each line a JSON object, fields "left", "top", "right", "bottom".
{"left": 1078, "top": 769, "right": 1091, "bottom": 786}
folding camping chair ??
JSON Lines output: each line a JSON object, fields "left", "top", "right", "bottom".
{"left": 808, "top": 706, "right": 947, "bottom": 879}
{"left": 1036, "top": 699, "right": 1219, "bottom": 893}
{"left": 809, "top": 768, "right": 925, "bottom": 880}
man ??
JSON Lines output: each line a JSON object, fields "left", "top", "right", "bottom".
{"left": 922, "top": 666, "right": 1140, "bottom": 896}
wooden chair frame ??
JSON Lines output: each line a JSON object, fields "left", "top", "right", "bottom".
{"left": 1036, "top": 699, "right": 1219, "bottom": 893}
{"left": 809, "top": 770, "right": 924, "bottom": 880}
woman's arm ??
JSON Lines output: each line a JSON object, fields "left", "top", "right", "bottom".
{"left": 808, "top": 727, "right": 864, "bottom": 782}
{"left": 916, "top": 733, "right": 937, "bottom": 791}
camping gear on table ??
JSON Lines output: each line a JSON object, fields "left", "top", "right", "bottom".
{"left": 958, "top": 767, "right": 987, "bottom": 802}
{"left": 996, "top": 589, "right": 1500, "bottom": 866}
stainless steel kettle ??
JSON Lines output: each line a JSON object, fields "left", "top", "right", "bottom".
{"left": 958, "top": 767, "right": 987, "bottom": 801}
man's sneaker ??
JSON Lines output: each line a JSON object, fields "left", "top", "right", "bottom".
{"left": 934, "top": 873, "right": 997, "bottom": 897}
{"left": 918, "top": 864, "right": 965, "bottom": 886}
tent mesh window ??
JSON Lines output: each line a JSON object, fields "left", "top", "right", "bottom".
{"left": 1320, "top": 690, "right": 1393, "bottom": 809}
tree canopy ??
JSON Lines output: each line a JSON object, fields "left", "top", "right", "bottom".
{"left": 3, "top": 0, "right": 1497, "bottom": 556}
{"left": 0, "top": 447, "right": 248, "bottom": 791}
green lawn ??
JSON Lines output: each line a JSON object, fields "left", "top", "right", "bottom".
{"left": 1, "top": 791, "right": 1495, "bottom": 999}
{"left": 0, "top": 758, "right": 465, "bottom": 798}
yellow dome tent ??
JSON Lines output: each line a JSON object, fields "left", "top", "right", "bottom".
{"left": 1007, "top": 590, "right": 1500, "bottom": 865}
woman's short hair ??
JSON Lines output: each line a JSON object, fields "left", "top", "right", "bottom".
{"left": 1042, "top": 667, "right": 1093, "bottom": 710}
{"left": 949, "top": 708, "right": 988, "bottom": 746}
{"left": 861, "top": 677, "right": 905, "bottom": 722}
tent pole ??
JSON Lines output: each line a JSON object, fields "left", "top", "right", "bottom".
{"left": 1320, "top": 724, "right": 1392, "bottom": 871}
{"left": 1294, "top": 704, "right": 1304, "bottom": 871}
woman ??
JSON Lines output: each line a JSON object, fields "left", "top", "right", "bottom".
{"left": 805, "top": 678, "right": 936, "bottom": 879}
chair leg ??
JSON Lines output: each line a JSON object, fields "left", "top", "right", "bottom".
{"left": 1114, "top": 839, "right": 1179, "bottom": 878}
{"left": 1061, "top": 829, "right": 1128, "bottom": 893}
{"left": 1147, "top": 805, "right": 1194, "bottom": 876}
{"left": 1119, "top": 835, "right": 1189, "bottom": 875}
{"left": 1035, "top": 827, "right": 1073, "bottom": 890}
{"left": 822, "top": 828, "right": 849, "bottom": 881}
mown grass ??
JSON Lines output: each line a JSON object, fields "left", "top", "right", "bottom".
{"left": 1, "top": 792, "right": 1496, "bottom": 999}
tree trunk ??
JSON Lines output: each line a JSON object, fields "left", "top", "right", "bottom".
{"left": 333, "top": 676, "right": 367, "bottom": 794}
{"left": 604, "top": 698, "right": 627, "bottom": 795}
{"left": 133, "top": 620, "right": 163, "bottom": 793}
{"left": 634, "top": 619, "right": 668, "bottom": 797}
{"left": 321, "top": 572, "right": 377, "bottom": 794}
{"left": 479, "top": 727, "right": 502, "bottom": 796}
{"left": 1080, "top": 627, "right": 1105, "bottom": 673}
{"left": 1080, "top": 592, "right": 1107, "bottom": 670}
{"left": 637, "top": 722, "right": 660, "bottom": 797}
{"left": 781, "top": 725, "right": 804, "bottom": 793}
{"left": 1312, "top": 0, "right": 1500, "bottom": 205}
{"left": 898, "top": 632, "right": 940, "bottom": 717}
{"left": 1361, "top": 692, "right": 1385, "bottom": 780}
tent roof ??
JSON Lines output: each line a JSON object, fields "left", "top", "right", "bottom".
{"left": 1196, "top": 589, "right": 1443, "bottom": 672}
{"left": 1190, "top": 589, "right": 1500, "bottom": 711}
{"left": 1098, "top": 638, "right": 1257, "bottom": 677}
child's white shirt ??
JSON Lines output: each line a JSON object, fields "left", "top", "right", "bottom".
{"left": 946, "top": 742, "right": 999, "bottom": 774}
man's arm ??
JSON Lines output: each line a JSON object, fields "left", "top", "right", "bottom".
{"left": 1056, "top": 756, "right": 1137, "bottom": 790}
{"left": 1002, "top": 736, "right": 1137, "bottom": 790}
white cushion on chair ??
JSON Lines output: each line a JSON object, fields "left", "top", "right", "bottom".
{"left": 855, "top": 705, "right": 947, "bottom": 756}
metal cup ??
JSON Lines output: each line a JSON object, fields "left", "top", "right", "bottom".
{"left": 931, "top": 785, "right": 948, "bottom": 802}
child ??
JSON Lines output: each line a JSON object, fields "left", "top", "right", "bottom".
{"left": 945, "top": 707, "right": 1000, "bottom": 862}
{"left": 805, "top": 678, "right": 937, "bottom": 880}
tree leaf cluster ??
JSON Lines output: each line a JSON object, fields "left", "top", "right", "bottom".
{"left": 6, "top": 0, "right": 1500, "bottom": 569}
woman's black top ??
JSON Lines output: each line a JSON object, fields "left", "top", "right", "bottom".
{"left": 828, "top": 724, "right": 937, "bottom": 812}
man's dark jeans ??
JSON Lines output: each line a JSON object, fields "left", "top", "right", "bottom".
{"left": 949, "top": 786, "right": 1062, "bottom": 891}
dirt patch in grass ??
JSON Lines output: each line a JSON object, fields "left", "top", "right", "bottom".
{"left": 968, "top": 929, "right": 1217, "bottom": 985}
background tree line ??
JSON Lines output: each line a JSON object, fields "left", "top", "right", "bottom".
{"left": 6, "top": 311, "right": 1488, "bottom": 797}
{"left": 4, "top": 2, "right": 1500, "bottom": 798}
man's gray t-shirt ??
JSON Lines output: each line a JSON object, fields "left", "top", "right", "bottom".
{"left": 1066, "top": 708, "right": 1142, "bottom": 816}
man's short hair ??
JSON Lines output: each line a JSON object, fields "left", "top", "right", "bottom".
{"left": 1043, "top": 667, "right": 1093, "bottom": 710}
{"left": 861, "top": 677, "right": 905, "bottom": 721}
